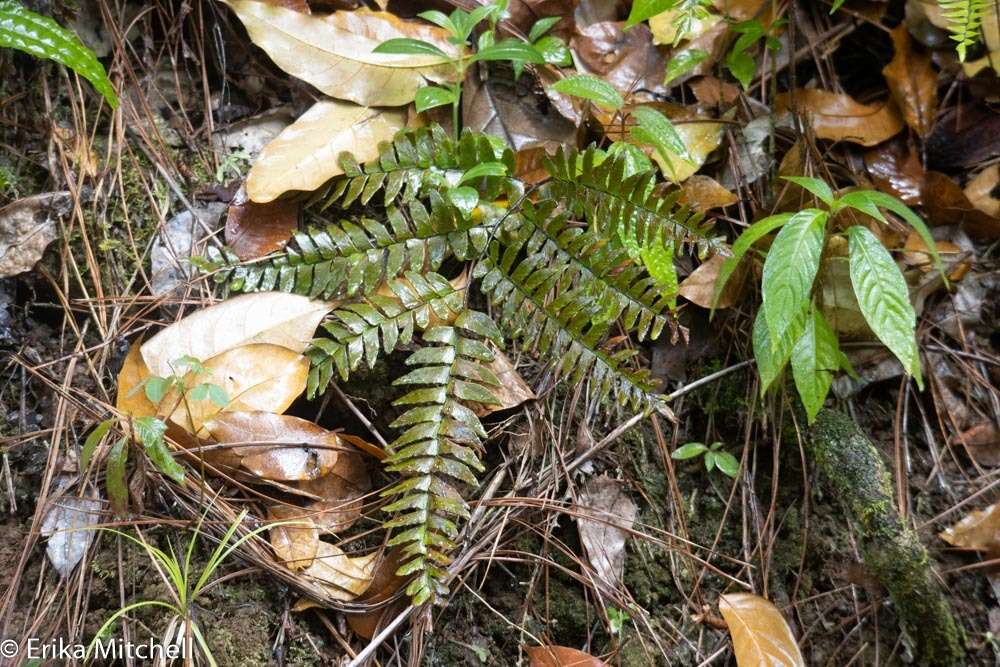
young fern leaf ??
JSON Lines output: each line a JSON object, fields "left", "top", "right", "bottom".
{"left": 306, "top": 272, "right": 465, "bottom": 398}
{"left": 938, "top": 0, "right": 988, "bottom": 61}
{"left": 382, "top": 311, "right": 502, "bottom": 606}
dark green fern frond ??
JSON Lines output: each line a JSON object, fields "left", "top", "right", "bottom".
{"left": 938, "top": 0, "right": 989, "bottom": 61}
{"left": 381, "top": 310, "right": 502, "bottom": 606}
{"left": 510, "top": 200, "right": 673, "bottom": 341}
{"left": 544, "top": 146, "right": 724, "bottom": 259}
{"left": 475, "top": 227, "right": 662, "bottom": 411}
{"left": 212, "top": 192, "right": 489, "bottom": 299}
{"left": 306, "top": 271, "right": 465, "bottom": 398}
{"left": 317, "top": 126, "right": 520, "bottom": 210}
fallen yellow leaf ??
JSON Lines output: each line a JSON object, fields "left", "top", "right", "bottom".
{"left": 303, "top": 543, "right": 377, "bottom": 601}
{"left": 719, "top": 593, "right": 805, "bottom": 667}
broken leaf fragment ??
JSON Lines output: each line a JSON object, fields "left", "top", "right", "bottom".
{"left": 679, "top": 254, "right": 742, "bottom": 309}
{"left": 718, "top": 593, "right": 805, "bottom": 667}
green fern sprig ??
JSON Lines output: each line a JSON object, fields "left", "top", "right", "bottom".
{"left": 306, "top": 271, "right": 465, "bottom": 398}
{"left": 381, "top": 310, "right": 502, "bottom": 606}
{"left": 938, "top": 0, "right": 989, "bottom": 61}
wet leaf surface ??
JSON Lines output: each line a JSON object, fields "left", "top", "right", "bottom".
{"left": 225, "top": 187, "right": 300, "bottom": 260}
{"left": 881, "top": 26, "right": 937, "bottom": 137}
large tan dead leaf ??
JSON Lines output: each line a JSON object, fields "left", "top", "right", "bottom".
{"left": 776, "top": 89, "right": 903, "bottom": 147}
{"left": 526, "top": 646, "right": 609, "bottom": 667}
{"left": 203, "top": 411, "right": 340, "bottom": 481}
{"left": 679, "top": 175, "right": 738, "bottom": 211}
{"left": 575, "top": 477, "right": 636, "bottom": 587}
{"left": 165, "top": 345, "right": 308, "bottom": 436}
{"left": 0, "top": 192, "right": 71, "bottom": 278}
{"left": 940, "top": 503, "right": 1000, "bottom": 555}
{"left": 116, "top": 342, "right": 157, "bottom": 418}
{"left": 882, "top": 26, "right": 937, "bottom": 137}
{"left": 140, "top": 291, "right": 331, "bottom": 378}
{"left": 303, "top": 542, "right": 377, "bottom": 601}
{"left": 470, "top": 349, "right": 535, "bottom": 416}
{"left": 965, "top": 165, "right": 1000, "bottom": 218}
{"left": 247, "top": 100, "right": 406, "bottom": 203}
{"left": 223, "top": 2, "right": 456, "bottom": 107}
{"left": 679, "top": 254, "right": 742, "bottom": 309}
{"left": 573, "top": 22, "right": 668, "bottom": 97}
{"left": 268, "top": 505, "right": 319, "bottom": 571}
{"left": 718, "top": 593, "right": 805, "bottom": 667}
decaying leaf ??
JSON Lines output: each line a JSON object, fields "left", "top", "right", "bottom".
{"left": 0, "top": 192, "right": 71, "bottom": 278}
{"left": 776, "top": 89, "right": 903, "bottom": 147}
{"left": 116, "top": 342, "right": 157, "bottom": 418}
{"left": 225, "top": 186, "right": 300, "bottom": 260}
{"left": 881, "top": 26, "right": 938, "bottom": 137}
{"left": 297, "top": 467, "right": 369, "bottom": 532}
{"left": 165, "top": 345, "right": 309, "bottom": 435}
{"left": 940, "top": 503, "right": 1000, "bottom": 555}
{"left": 679, "top": 254, "right": 742, "bottom": 309}
{"left": 575, "top": 476, "right": 636, "bottom": 587}
{"left": 269, "top": 505, "right": 320, "bottom": 570}
{"left": 922, "top": 171, "right": 1000, "bottom": 240}
{"left": 303, "top": 542, "right": 377, "bottom": 601}
{"left": 223, "top": 2, "right": 457, "bottom": 106}
{"left": 345, "top": 547, "right": 407, "bottom": 638}
{"left": 902, "top": 231, "right": 967, "bottom": 280}
{"left": 718, "top": 593, "right": 805, "bottom": 667}
{"left": 140, "top": 291, "right": 331, "bottom": 378}
{"left": 965, "top": 165, "right": 1000, "bottom": 218}
{"left": 41, "top": 494, "right": 102, "bottom": 577}
{"left": 864, "top": 142, "right": 925, "bottom": 205}
{"left": 679, "top": 175, "right": 737, "bottom": 212}
{"left": 203, "top": 411, "right": 339, "bottom": 481}
{"left": 817, "top": 238, "right": 869, "bottom": 340}
{"left": 246, "top": 100, "right": 407, "bottom": 203}
{"left": 573, "top": 22, "right": 667, "bottom": 97}
{"left": 526, "top": 645, "right": 609, "bottom": 667}
{"left": 470, "top": 349, "right": 535, "bottom": 416}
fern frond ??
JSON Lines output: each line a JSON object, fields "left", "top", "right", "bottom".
{"left": 938, "top": 0, "right": 988, "bottom": 61}
{"left": 317, "top": 126, "right": 520, "bottom": 210}
{"left": 212, "top": 192, "right": 489, "bottom": 299}
{"left": 382, "top": 310, "right": 502, "bottom": 606}
{"left": 306, "top": 272, "right": 465, "bottom": 398}
{"left": 543, "top": 146, "right": 725, "bottom": 260}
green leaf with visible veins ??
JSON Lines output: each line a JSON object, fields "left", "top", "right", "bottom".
{"left": 713, "top": 212, "right": 794, "bottom": 312}
{"left": 133, "top": 416, "right": 185, "bottom": 483}
{"left": 762, "top": 209, "right": 827, "bottom": 347}
{"left": 550, "top": 75, "right": 623, "bottom": 110}
{"left": 752, "top": 306, "right": 805, "bottom": 395}
{"left": 791, "top": 306, "right": 841, "bottom": 422}
{"left": 847, "top": 225, "right": 922, "bottom": 388}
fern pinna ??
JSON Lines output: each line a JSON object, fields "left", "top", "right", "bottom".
{"left": 203, "top": 126, "right": 717, "bottom": 606}
{"left": 938, "top": 0, "right": 989, "bottom": 61}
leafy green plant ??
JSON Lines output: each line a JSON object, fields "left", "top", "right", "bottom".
{"left": 672, "top": 441, "right": 740, "bottom": 477}
{"left": 725, "top": 18, "right": 785, "bottom": 90}
{"left": 714, "top": 178, "right": 941, "bottom": 422}
{"left": 625, "top": 0, "right": 714, "bottom": 40}
{"left": 938, "top": 0, "right": 989, "bottom": 61}
{"left": 0, "top": 0, "right": 117, "bottom": 107}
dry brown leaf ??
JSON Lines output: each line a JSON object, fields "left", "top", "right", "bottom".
{"left": 225, "top": 186, "right": 300, "bottom": 260}
{"left": 268, "top": 505, "right": 320, "bottom": 570}
{"left": 689, "top": 76, "right": 740, "bottom": 107}
{"left": 223, "top": 2, "right": 457, "bottom": 106}
{"left": 922, "top": 171, "right": 1000, "bottom": 240}
{"left": 526, "top": 646, "right": 609, "bottom": 667}
{"left": 927, "top": 105, "right": 1000, "bottom": 170}
{"left": 718, "top": 593, "right": 805, "bottom": 667}
{"left": 863, "top": 141, "right": 925, "bottom": 205}
{"left": 140, "top": 291, "right": 331, "bottom": 378}
{"left": 653, "top": 115, "right": 723, "bottom": 184}
{"left": 881, "top": 26, "right": 938, "bottom": 137}
{"left": 679, "top": 175, "right": 738, "bottom": 212}
{"left": 902, "top": 231, "right": 967, "bottom": 280}
{"left": 470, "top": 349, "right": 535, "bottom": 416}
{"left": 573, "top": 22, "right": 667, "bottom": 97}
{"left": 515, "top": 144, "right": 559, "bottom": 185}
{"left": 678, "top": 254, "right": 741, "bottom": 309}
{"left": 575, "top": 476, "right": 636, "bottom": 587}
{"left": 506, "top": 0, "right": 576, "bottom": 41}
{"left": 965, "top": 165, "right": 1000, "bottom": 218}
{"left": 116, "top": 342, "right": 157, "bottom": 419}
{"left": 940, "top": 503, "right": 1000, "bottom": 555}
{"left": 346, "top": 547, "right": 408, "bottom": 638}
{"left": 303, "top": 542, "right": 377, "bottom": 601}
{"left": 776, "top": 89, "right": 903, "bottom": 147}
{"left": 246, "top": 100, "right": 406, "bottom": 203}
{"left": 204, "top": 411, "right": 340, "bottom": 481}
{"left": 165, "top": 345, "right": 308, "bottom": 436}
{"left": 0, "top": 192, "right": 71, "bottom": 278}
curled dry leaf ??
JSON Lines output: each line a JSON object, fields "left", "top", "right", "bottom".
{"left": 881, "top": 26, "right": 938, "bottom": 137}
{"left": 0, "top": 192, "right": 71, "bottom": 278}
{"left": 526, "top": 646, "right": 609, "bottom": 667}
{"left": 303, "top": 542, "right": 377, "bottom": 601}
{"left": 965, "top": 165, "right": 1000, "bottom": 218}
{"left": 269, "top": 505, "right": 320, "bottom": 570}
{"left": 679, "top": 175, "right": 738, "bottom": 212}
{"left": 679, "top": 254, "right": 742, "bottom": 309}
{"left": 116, "top": 342, "right": 157, "bottom": 419}
{"left": 223, "top": 1, "right": 457, "bottom": 106}
{"left": 718, "top": 593, "right": 805, "bottom": 667}
{"left": 940, "top": 502, "right": 1000, "bottom": 555}
{"left": 246, "top": 100, "right": 407, "bottom": 203}
{"left": 775, "top": 89, "right": 903, "bottom": 147}
{"left": 140, "top": 291, "right": 332, "bottom": 378}
{"left": 575, "top": 476, "right": 637, "bottom": 587}
{"left": 470, "top": 349, "right": 535, "bottom": 416}
{"left": 203, "top": 411, "right": 340, "bottom": 481}
{"left": 165, "top": 344, "right": 309, "bottom": 436}
{"left": 225, "top": 185, "right": 300, "bottom": 260}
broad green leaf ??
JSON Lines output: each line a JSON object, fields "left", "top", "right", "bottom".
{"left": 726, "top": 50, "right": 756, "bottom": 89}
{"left": 791, "top": 306, "right": 841, "bottom": 423}
{"left": 133, "top": 416, "right": 185, "bottom": 483}
{"left": 417, "top": 10, "right": 454, "bottom": 33}
{"left": 640, "top": 237, "right": 678, "bottom": 309}
{"left": 529, "top": 16, "right": 561, "bottom": 42}
{"left": 144, "top": 376, "right": 170, "bottom": 405}
{"left": 105, "top": 437, "right": 129, "bottom": 515}
{"left": 629, "top": 106, "right": 690, "bottom": 162}
{"left": 626, "top": 0, "right": 674, "bottom": 27}
{"left": 415, "top": 85, "right": 456, "bottom": 112}
{"left": 459, "top": 161, "right": 507, "bottom": 184}
{"left": 762, "top": 209, "right": 827, "bottom": 347}
{"left": 672, "top": 442, "right": 708, "bottom": 459}
{"left": 606, "top": 141, "right": 653, "bottom": 177}
{"left": 712, "top": 213, "right": 795, "bottom": 311}
{"left": 535, "top": 35, "right": 572, "bottom": 66}
{"left": 474, "top": 39, "right": 545, "bottom": 63}
{"left": 704, "top": 451, "right": 717, "bottom": 472}
{"left": 549, "top": 75, "right": 624, "bottom": 110}
{"left": 713, "top": 451, "right": 740, "bottom": 477}
{"left": 847, "top": 225, "right": 922, "bottom": 387}
{"left": 752, "top": 306, "right": 804, "bottom": 395}
{"left": 664, "top": 49, "right": 708, "bottom": 84}
{"left": 782, "top": 176, "right": 834, "bottom": 206}
{"left": 447, "top": 186, "right": 479, "bottom": 216}
{"left": 0, "top": 0, "right": 117, "bottom": 107}
{"left": 81, "top": 418, "right": 113, "bottom": 473}
{"left": 373, "top": 37, "right": 451, "bottom": 59}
